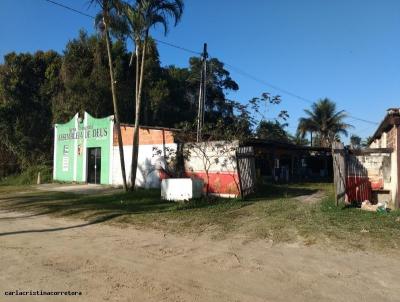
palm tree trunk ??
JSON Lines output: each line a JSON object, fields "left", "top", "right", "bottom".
{"left": 135, "top": 39, "right": 139, "bottom": 106}
{"left": 130, "top": 38, "right": 147, "bottom": 190}
{"left": 104, "top": 24, "right": 128, "bottom": 191}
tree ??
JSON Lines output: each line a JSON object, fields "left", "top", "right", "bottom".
{"left": 0, "top": 51, "right": 62, "bottom": 167}
{"left": 297, "top": 98, "right": 352, "bottom": 147}
{"left": 53, "top": 31, "right": 114, "bottom": 121}
{"left": 121, "top": 0, "right": 184, "bottom": 190}
{"left": 92, "top": 0, "right": 129, "bottom": 191}
{"left": 159, "top": 57, "right": 240, "bottom": 129}
{"left": 350, "top": 134, "right": 362, "bottom": 149}
{"left": 291, "top": 131, "right": 310, "bottom": 146}
{"left": 361, "top": 136, "right": 373, "bottom": 148}
{"left": 256, "top": 120, "right": 290, "bottom": 142}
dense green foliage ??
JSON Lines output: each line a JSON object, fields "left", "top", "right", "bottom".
{"left": 0, "top": 51, "right": 62, "bottom": 167}
{"left": 297, "top": 98, "right": 352, "bottom": 147}
{"left": 0, "top": 164, "right": 52, "bottom": 185}
{"left": 256, "top": 120, "right": 290, "bottom": 142}
{"left": 0, "top": 30, "right": 242, "bottom": 169}
{"left": 350, "top": 134, "right": 362, "bottom": 149}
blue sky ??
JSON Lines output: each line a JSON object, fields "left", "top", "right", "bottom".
{"left": 1, "top": 0, "right": 399, "bottom": 140}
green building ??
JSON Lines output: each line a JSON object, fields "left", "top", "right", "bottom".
{"left": 53, "top": 112, "right": 114, "bottom": 184}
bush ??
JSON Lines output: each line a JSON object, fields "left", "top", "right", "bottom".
{"left": 0, "top": 164, "right": 52, "bottom": 185}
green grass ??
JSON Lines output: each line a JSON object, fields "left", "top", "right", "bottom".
{"left": 0, "top": 165, "right": 52, "bottom": 186}
{"left": 0, "top": 182, "right": 399, "bottom": 251}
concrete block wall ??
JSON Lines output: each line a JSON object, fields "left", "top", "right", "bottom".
{"left": 112, "top": 125, "right": 177, "bottom": 188}
{"left": 111, "top": 127, "right": 242, "bottom": 197}
{"left": 355, "top": 154, "right": 391, "bottom": 189}
{"left": 183, "top": 140, "right": 240, "bottom": 197}
{"left": 369, "top": 125, "right": 398, "bottom": 208}
{"left": 112, "top": 143, "right": 177, "bottom": 188}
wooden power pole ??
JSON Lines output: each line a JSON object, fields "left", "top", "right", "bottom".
{"left": 197, "top": 43, "right": 208, "bottom": 142}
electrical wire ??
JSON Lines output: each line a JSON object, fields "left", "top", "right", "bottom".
{"left": 216, "top": 58, "right": 379, "bottom": 126}
{"left": 43, "top": 0, "right": 379, "bottom": 128}
{"left": 44, "top": 0, "right": 95, "bottom": 19}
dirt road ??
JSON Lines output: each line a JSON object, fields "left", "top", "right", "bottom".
{"left": 1, "top": 209, "right": 400, "bottom": 302}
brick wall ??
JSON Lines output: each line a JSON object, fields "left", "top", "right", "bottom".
{"left": 113, "top": 126, "right": 176, "bottom": 146}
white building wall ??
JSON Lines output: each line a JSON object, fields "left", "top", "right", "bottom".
{"left": 112, "top": 143, "right": 177, "bottom": 188}
{"left": 183, "top": 140, "right": 239, "bottom": 173}
{"left": 382, "top": 132, "right": 387, "bottom": 148}
{"left": 390, "top": 150, "right": 397, "bottom": 204}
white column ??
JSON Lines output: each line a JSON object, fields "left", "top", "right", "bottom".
{"left": 82, "top": 112, "right": 88, "bottom": 182}
{"left": 109, "top": 116, "right": 114, "bottom": 185}
{"left": 53, "top": 125, "right": 58, "bottom": 180}
{"left": 73, "top": 113, "right": 78, "bottom": 181}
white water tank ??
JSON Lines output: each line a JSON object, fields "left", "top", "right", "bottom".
{"left": 161, "top": 178, "right": 204, "bottom": 201}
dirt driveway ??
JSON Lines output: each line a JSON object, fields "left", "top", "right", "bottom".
{"left": 1, "top": 210, "right": 400, "bottom": 301}
{"left": 35, "top": 183, "right": 119, "bottom": 195}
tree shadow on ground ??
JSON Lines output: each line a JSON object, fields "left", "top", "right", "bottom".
{"left": 0, "top": 183, "right": 323, "bottom": 231}
{"left": 0, "top": 213, "right": 124, "bottom": 237}
{"left": 0, "top": 189, "right": 176, "bottom": 219}
{"left": 247, "top": 183, "right": 319, "bottom": 202}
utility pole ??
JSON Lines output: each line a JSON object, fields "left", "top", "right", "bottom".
{"left": 197, "top": 43, "right": 208, "bottom": 142}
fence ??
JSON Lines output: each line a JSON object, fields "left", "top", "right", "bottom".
{"left": 236, "top": 146, "right": 256, "bottom": 199}
{"left": 346, "top": 154, "right": 371, "bottom": 203}
{"left": 332, "top": 142, "right": 393, "bottom": 206}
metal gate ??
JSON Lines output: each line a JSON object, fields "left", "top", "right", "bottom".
{"left": 236, "top": 146, "right": 256, "bottom": 198}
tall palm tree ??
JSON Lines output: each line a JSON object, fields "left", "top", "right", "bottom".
{"left": 91, "top": 0, "right": 129, "bottom": 190}
{"left": 297, "top": 98, "right": 352, "bottom": 147}
{"left": 122, "top": 0, "right": 184, "bottom": 190}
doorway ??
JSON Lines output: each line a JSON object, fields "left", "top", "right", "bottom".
{"left": 87, "top": 147, "right": 101, "bottom": 184}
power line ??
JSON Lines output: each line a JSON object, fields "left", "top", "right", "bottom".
{"left": 43, "top": 0, "right": 379, "bottom": 127}
{"left": 221, "top": 61, "right": 314, "bottom": 105}
{"left": 44, "top": 0, "right": 200, "bottom": 56}
{"left": 155, "top": 39, "right": 201, "bottom": 55}
{"left": 216, "top": 59, "right": 379, "bottom": 126}
{"left": 44, "top": 0, "right": 95, "bottom": 19}
{"left": 345, "top": 116, "right": 378, "bottom": 125}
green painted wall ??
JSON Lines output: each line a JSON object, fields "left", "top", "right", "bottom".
{"left": 54, "top": 114, "right": 77, "bottom": 182}
{"left": 53, "top": 112, "right": 113, "bottom": 184}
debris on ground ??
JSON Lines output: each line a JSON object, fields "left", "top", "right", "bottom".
{"left": 360, "top": 200, "right": 387, "bottom": 213}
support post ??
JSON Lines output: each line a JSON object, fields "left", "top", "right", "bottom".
{"left": 196, "top": 43, "right": 208, "bottom": 142}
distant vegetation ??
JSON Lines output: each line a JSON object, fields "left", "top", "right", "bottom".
{"left": 297, "top": 98, "right": 352, "bottom": 147}
{"left": 0, "top": 31, "right": 293, "bottom": 175}
{"left": 0, "top": 32, "right": 244, "bottom": 170}
{"left": 0, "top": 1, "right": 353, "bottom": 179}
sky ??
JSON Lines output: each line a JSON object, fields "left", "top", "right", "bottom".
{"left": 1, "top": 0, "right": 400, "bottom": 141}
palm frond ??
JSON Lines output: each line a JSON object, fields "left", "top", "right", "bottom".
{"left": 297, "top": 98, "right": 353, "bottom": 146}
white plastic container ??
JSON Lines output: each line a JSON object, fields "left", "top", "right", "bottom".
{"left": 161, "top": 178, "right": 204, "bottom": 201}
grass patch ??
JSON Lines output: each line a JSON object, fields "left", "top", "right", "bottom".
{"left": 0, "top": 182, "right": 399, "bottom": 251}
{"left": 0, "top": 165, "right": 52, "bottom": 186}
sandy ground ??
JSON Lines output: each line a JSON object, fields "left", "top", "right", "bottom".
{"left": 1, "top": 209, "right": 400, "bottom": 302}
{"left": 35, "top": 183, "right": 120, "bottom": 194}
